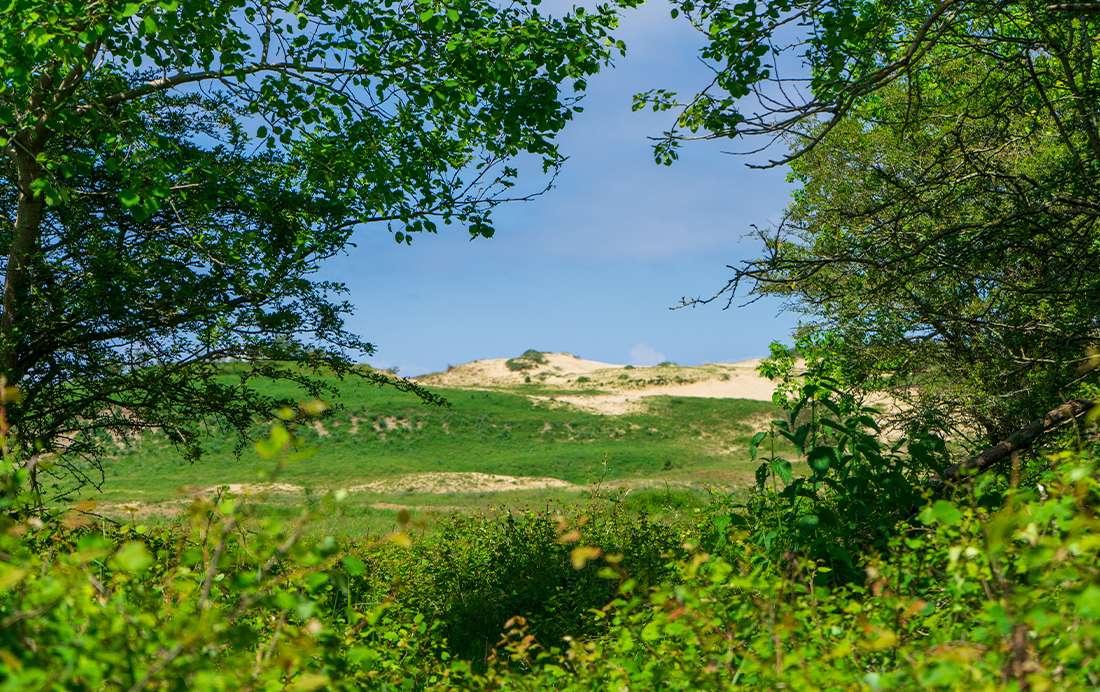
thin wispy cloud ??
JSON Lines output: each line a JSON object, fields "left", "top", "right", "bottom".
{"left": 629, "top": 343, "right": 666, "bottom": 367}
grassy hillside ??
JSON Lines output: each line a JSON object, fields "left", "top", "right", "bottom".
{"left": 78, "top": 365, "right": 792, "bottom": 531}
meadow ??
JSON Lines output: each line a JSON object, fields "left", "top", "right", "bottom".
{"left": 83, "top": 364, "right": 791, "bottom": 535}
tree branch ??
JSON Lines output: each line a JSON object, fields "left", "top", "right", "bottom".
{"left": 941, "top": 398, "right": 1096, "bottom": 484}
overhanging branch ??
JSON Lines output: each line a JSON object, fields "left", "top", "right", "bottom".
{"left": 941, "top": 398, "right": 1096, "bottom": 484}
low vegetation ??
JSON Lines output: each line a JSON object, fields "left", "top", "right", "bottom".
{"left": 73, "top": 367, "right": 781, "bottom": 517}
{"left": 506, "top": 350, "right": 551, "bottom": 372}
{"left": 2, "top": 389, "right": 1097, "bottom": 690}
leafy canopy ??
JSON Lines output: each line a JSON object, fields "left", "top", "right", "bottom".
{"left": 0, "top": 0, "right": 636, "bottom": 495}
{"left": 654, "top": 0, "right": 1100, "bottom": 440}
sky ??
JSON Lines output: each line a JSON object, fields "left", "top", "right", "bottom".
{"left": 322, "top": 1, "right": 802, "bottom": 377}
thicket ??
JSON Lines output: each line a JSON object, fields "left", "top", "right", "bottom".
{"left": 2, "top": 389, "right": 1098, "bottom": 690}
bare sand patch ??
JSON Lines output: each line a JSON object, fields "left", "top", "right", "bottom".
{"left": 542, "top": 360, "right": 780, "bottom": 415}
{"left": 370, "top": 502, "right": 464, "bottom": 513}
{"left": 202, "top": 482, "right": 305, "bottom": 496}
{"left": 416, "top": 352, "right": 621, "bottom": 388}
{"left": 93, "top": 499, "right": 188, "bottom": 520}
{"left": 547, "top": 395, "right": 644, "bottom": 416}
{"left": 348, "top": 472, "right": 573, "bottom": 494}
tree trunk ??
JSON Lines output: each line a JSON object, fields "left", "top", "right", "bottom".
{"left": 2, "top": 133, "right": 45, "bottom": 383}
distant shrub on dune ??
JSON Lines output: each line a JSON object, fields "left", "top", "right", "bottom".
{"left": 507, "top": 349, "right": 549, "bottom": 371}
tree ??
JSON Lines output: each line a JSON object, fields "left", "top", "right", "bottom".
{"left": 646, "top": 1, "right": 1100, "bottom": 442}
{"left": 1, "top": 0, "right": 635, "bottom": 496}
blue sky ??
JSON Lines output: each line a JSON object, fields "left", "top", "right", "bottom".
{"left": 323, "top": 1, "right": 801, "bottom": 376}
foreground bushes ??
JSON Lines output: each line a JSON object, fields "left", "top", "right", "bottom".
{"left": 484, "top": 452, "right": 1100, "bottom": 691}
{"left": 1, "top": 447, "right": 1098, "bottom": 690}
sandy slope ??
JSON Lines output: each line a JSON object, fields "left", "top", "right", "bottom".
{"left": 416, "top": 352, "right": 622, "bottom": 387}
{"left": 416, "top": 353, "right": 779, "bottom": 414}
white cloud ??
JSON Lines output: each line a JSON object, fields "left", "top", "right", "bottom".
{"left": 629, "top": 343, "right": 666, "bottom": 367}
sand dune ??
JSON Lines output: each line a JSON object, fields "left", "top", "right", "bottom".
{"left": 416, "top": 353, "right": 780, "bottom": 414}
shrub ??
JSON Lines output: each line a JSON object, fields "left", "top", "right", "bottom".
{"left": 506, "top": 350, "right": 549, "bottom": 373}
{"left": 480, "top": 449, "right": 1100, "bottom": 691}
{"left": 505, "top": 358, "right": 536, "bottom": 372}
{"left": 520, "top": 350, "right": 549, "bottom": 364}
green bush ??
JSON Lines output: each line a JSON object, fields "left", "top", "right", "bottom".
{"left": 384, "top": 508, "right": 681, "bottom": 667}
{"left": 506, "top": 350, "right": 549, "bottom": 372}
{"left": 478, "top": 450, "right": 1100, "bottom": 691}
{"left": 520, "top": 350, "right": 549, "bottom": 365}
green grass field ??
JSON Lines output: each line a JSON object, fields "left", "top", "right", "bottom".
{"left": 75, "top": 372, "right": 797, "bottom": 533}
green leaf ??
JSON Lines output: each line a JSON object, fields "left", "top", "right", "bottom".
{"left": 754, "top": 462, "right": 769, "bottom": 489}
{"left": 111, "top": 542, "right": 153, "bottom": 573}
{"left": 342, "top": 556, "right": 366, "bottom": 576}
{"left": 119, "top": 189, "right": 140, "bottom": 208}
{"left": 749, "top": 430, "right": 767, "bottom": 460}
{"left": 770, "top": 458, "right": 792, "bottom": 484}
{"left": 806, "top": 445, "right": 838, "bottom": 474}
{"left": 919, "top": 500, "right": 962, "bottom": 525}
{"left": 1076, "top": 585, "right": 1100, "bottom": 618}
{"left": 796, "top": 513, "right": 819, "bottom": 534}
{"left": 792, "top": 423, "right": 811, "bottom": 450}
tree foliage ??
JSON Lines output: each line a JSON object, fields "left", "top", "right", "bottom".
{"left": 654, "top": 0, "right": 1100, "bottom": 440}
{"left": 0, "top": 0, "right": 635, "bottom": 493}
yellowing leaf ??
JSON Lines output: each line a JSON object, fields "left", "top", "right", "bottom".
{"left": 292, "top": 672, "right": 330, "bottom": 692}
{"left": 0, "top": 567, "right": 27, "bottom": 591}
{"left": 1078, "top": 346, "right": 1100, "bottom": 373}
{"left": 830, "top": 639, "right": 852, "bottom": 659}
{"left": 299, "top": 399, "right": 328, "bottom": 416}
{"left": 0, "top": 648, "right": 21, "bottom": 672}
{"left": 62, "top": 511, "right": 93, "bottom": 530}
{"left": 571, "top": 545, "right": 601, "bottom": 570}
{"left": 0, "top": 386, "right": 22, "bottom": 404}
{"left": 900, "top": 598, "right": 928, "bottom": 620}
{"left": 556, "top": 529, "right": 581, "bottom": 544}
{"left": 860, "top": 629, "right": 897, "bottom": 650}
